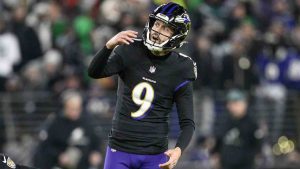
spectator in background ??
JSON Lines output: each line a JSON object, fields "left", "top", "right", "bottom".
{"left": 285, "top": 25, "right": 300, "bottom": 90}
{"left": 254, "top": 0, "right": 295, "bottom": 32}
{"left": 188, "top": 136, "right": 214, "bottom": 169}
{"left": 292, "top": 0, "right": 300, "bottom": 23}
{"left": 22, "top": 60, "right": 45, "bottom": 91}
{"left": 286, "top": 25, "right": 300, "bottom": 149}
{"left": 271, "top": 0, "right": 295, "bottom": 31}
{"left": 11, "top": 6, "right": 42, "bottom": 73}
{"left": 191, "top": 34, "right": 216, "bottom": 90}
{"left": 48, "top": 65, "right": 86, "bottom": 97}
{"left": 33, "top": 90, "right": 103, "bottom": 169}
{"left": 190, "top": 34, "right": 216, "bottom": 138}
{"left": 220, "top": 28, "right": 259, "bottom": 90}
{"left": 42, "top": 49, "right": 63, "bottom": 92}
{"left": 225, "top": 1, "right": 254, "bottom": 34}
{"left": 73, "top": 15, "right": 94, "bottom": 55}
{"left": 255, "top": 20, "right": 288, "bottom": 143}
{"left": 27, "top": 2, "right": 52, "bottom": 52}
{"left": 0, "top": 15, "right": 21, "bottom": 91}
{"left": 213, "top": 89, "right": 262, "bottom": 169}
{"left": 197, "top": 0, "right": 227, "bottom": 43}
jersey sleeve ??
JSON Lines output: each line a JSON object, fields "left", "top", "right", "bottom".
{"left": 185, "top": 58, "right": 197, "bottom": 81}
{"left": 178, "top": 53, "right": 197, "bottom": 81}
{"left": 88, "top": 46, "right": 126, "bottom": 78}
{"left": 114, "top": 43, "right": 137, "bottom": 67}
{"left": 174, "top": 82, "right": 195, "bottom": 151}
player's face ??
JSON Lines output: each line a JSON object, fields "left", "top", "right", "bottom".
{"left": 150, "top": 20, "right": 174, "bottom": 44}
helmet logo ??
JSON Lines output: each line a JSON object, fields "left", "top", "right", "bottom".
{"left": 175, "top": 14, "right": 190, "bottom": 23}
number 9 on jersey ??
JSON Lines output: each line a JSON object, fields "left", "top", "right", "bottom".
{"left": 131, "top": 82, "right": 154, "bottom": 119}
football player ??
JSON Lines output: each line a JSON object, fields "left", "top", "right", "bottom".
{"left": 88, "top": 2, "right": 196, "bottom": 169}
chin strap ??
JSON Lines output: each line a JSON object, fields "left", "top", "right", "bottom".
{"left": 150, "top": 50, "right": 171, "bottom": 56}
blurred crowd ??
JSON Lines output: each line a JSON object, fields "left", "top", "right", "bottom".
{"left": 1, "top": 0, "right": 299, "bottom": 93}
{"left": 1, "top": 0, "right": 300, "bottom": 168}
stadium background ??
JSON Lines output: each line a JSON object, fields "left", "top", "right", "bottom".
{"left": 0, "top": 0, "right": 300, "bottom": 168}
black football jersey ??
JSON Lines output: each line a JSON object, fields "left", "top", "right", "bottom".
{"left": 89, "top": 39, "right": 196, "bottom": 154}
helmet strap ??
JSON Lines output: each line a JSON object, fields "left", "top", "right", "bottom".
{"left": 150, "top": 49, "right": 171, "bottom": 56}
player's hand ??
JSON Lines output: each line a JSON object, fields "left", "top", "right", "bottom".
{"left": 106, "top": 30, "right": 138, "bottom": 49}
{"left": 159, "top": 147, "right": 182, "bottom": 169}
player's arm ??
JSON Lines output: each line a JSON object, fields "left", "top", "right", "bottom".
{"left": 174, "top": 82, "right": 195, "bottom": 151}
{"left": 88, "top": 30, "right": 138, "bottom": 78}
{"left": 159, "top": 82, "right": 195, "bottom": 169}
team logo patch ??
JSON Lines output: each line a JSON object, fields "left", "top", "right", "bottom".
{"left": 7, "top": 157, "right": 16, "bottom": 169}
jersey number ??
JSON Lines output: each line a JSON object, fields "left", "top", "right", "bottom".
{"left": 131, "top": 82, "right": 154, "bottom": 118}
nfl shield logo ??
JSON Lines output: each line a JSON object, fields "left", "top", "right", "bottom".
{"left": 149, "top": 66, "right": 156, "bottom": 73}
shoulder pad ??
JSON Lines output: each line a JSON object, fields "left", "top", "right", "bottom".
{"left": 179, "top": 53, "right": 197, "bottom": 80}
